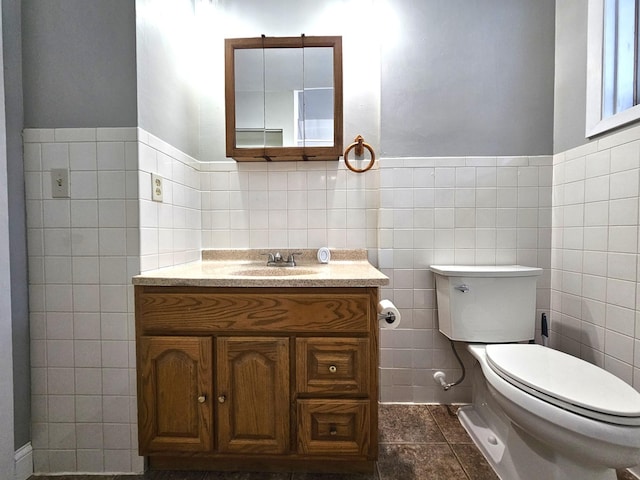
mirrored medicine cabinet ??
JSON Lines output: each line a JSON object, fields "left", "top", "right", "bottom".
{"left": 225, "top": 35, "right": 343, "bottom": 162}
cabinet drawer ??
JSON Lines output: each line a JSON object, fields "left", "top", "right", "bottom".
{"left": 297, "top": 399, "right": 369, "bottom": 456}
{"left": 136, "top": 287, "right": 372, "bottom": 334}
{"left": 296, "top": 338, "right": 369, "bottom": 394}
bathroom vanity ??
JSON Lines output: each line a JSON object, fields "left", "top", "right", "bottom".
{"left": 133, "top": 249, "right": 388, "bottom": 473}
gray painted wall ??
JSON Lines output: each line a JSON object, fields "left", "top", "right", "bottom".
{"left": 20, "top": 0, "right": 557, "bottom": 160}
{"left": 3, "top": 0, "right": 29, "bottom": 448}
{"left": 553, "top": 0, "right": 589, "bottom": 153}
{"left": 136, "top": 0, "right": 201, "bottom": 159}
{"left": 380, "top": 0, "right": 556, "bottom": 157}
{"left": 22, "top": 0, "right": 137, "bottom": 128}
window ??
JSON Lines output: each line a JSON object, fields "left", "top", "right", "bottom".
{"left": 586, "top": 0, "right": 640, "bottom": 136}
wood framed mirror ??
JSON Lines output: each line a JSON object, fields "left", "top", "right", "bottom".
{"left": 225, "top": 36, "right": 343, "bottom": 162}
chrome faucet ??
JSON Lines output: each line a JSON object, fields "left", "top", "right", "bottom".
{"left": 264, "top": 251, "right": 301, "bottom": 267}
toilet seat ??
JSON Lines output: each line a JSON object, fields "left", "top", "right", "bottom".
{"left": 485, "top": 344, "right": 640, "bottom": 426}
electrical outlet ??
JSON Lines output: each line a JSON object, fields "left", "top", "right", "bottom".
{"left": 51, "top": 168, "right": 69, "bottom": 198}
{"left": 151, "top": 173, "right": 163, "bottom": 202}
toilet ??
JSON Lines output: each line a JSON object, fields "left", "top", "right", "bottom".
{"left": 430, "top": 264, "right": 640, "bottom": 480}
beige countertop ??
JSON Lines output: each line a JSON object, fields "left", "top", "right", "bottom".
{"left": 132, "top": 249, "right": 389, "bottom": 288}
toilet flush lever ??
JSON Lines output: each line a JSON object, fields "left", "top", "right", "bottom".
{"left": 455, "top": 284, "right": 470, "bottom": 293}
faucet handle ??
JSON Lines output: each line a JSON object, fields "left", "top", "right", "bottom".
{"left": 286, "top": 252, "right": 302, "bottom": 265}
{"left": 261, "top": 252, "right": 275, "bottom": 263}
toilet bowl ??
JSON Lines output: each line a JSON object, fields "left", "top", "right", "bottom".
{"left": 430, "top": 265, "right": 640, "bottom": 480}
{"left": 461, "top": 343, "right": 640, "bottom": 480}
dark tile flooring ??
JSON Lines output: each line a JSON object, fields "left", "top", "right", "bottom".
{"left": 29, "top": 404, "right": 637, "bottom": 480}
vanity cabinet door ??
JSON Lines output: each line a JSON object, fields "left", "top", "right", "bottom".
{"left": 216, "top": 336, "right": 290, "bottom": 454}
{"left": 138, "top": 336, "right": 213, "bottom": 454}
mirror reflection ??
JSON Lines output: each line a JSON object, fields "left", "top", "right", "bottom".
{"left": 225, "top": 36, "right": 342, "bottom": 161}
{"left": 234, "top": 47, "right": 334, "bottom": 147}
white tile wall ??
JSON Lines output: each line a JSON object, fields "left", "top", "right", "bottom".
{"left": 552, "top": 124, "right": 640, "bottom": 390}
{"left": 24, "top": 128, "right": 142, "bottom": 473}
{"left": 137, "top": 130, "right": 202, "bottom": 271}
{"left": 199, "top": 161, "right": 379, "bottom": 253}
{"left": 25, "top": 127, "right": 207, "bottom": 474}
{"left": 26, "top": 127, "right": 554, "bottom": 473}
{"left": 377, "top": 156, "right": 552, "bottom": 403}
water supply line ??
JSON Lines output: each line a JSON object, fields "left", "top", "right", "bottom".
{"left": 433, "top": 340, "right": 466, "bottom": 391}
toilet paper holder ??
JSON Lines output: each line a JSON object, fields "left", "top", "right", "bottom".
{"left": 378, "top": 311, "right": 396, "bottom": 324}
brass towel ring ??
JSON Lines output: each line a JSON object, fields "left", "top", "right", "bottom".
{"left": 344, "top": 135, "right": 375, "bottom": 173}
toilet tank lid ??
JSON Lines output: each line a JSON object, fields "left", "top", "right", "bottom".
{"left": 430, "top": 265, "right": 543, "bottom": 277}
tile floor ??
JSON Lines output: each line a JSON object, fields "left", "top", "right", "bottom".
{"left": 29, "top": 404, "right": 636, "bottom": 480}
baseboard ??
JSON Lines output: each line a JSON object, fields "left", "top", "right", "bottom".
{"left": 14, "top": 443, "right": 32, "bottom": 480}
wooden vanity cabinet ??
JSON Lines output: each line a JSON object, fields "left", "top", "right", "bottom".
{"left": 135, "top": 286, "right": 379, "bottom": 474}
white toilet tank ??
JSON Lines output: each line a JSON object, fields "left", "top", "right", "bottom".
{"left": 430, "top": 265, "right": 543, "bottom": 342}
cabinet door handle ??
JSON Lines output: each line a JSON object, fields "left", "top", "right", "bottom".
{"left": 197, "top": 395, "right": 206, "bottom": 404}
{"left": 329, "top": 425, "right": 337, "bottom": 436}
{"left": 329, "top": 365, "right": 337, "bottom": 373}
{"left": 218, "top": 395, "right": 226, "bottom": 404}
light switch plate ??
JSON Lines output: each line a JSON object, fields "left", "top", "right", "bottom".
{"left": 151, "top": 173, "right": 163, "bottom": 202}
{"left": 51, "top": 168, "right": 70, "bottom": 198}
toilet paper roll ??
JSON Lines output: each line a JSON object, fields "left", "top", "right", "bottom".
{"left": 378, "top": 299, "right": 401, "bottom": 329}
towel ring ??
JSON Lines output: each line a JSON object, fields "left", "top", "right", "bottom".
{"left": 344, "top": 135, "right": 375, "bottom": 173}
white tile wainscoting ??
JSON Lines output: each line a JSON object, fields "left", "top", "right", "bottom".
{"left": 551, "top": 125, "right": 640, "bottom": 390}
{"left": 376, "top": 155, "right": 552, "bottom": 403}
{"left": 35, "top": 125, "right": 640, "bottom": 474}
{"left": 24, "top": 128, "right": 145, "bottom": 474}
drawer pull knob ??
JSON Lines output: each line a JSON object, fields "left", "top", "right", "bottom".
{"left": 329, "top": 365, "right": 337, "bottom": 373}
{"left": 330, "top": 425, "right": 337, "bottom": 436}
{"left": 197, "top": 395, "right": 206, "bottom": 404}
{"left": 218, "top": 395, "right": 226, "bottom": 404}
